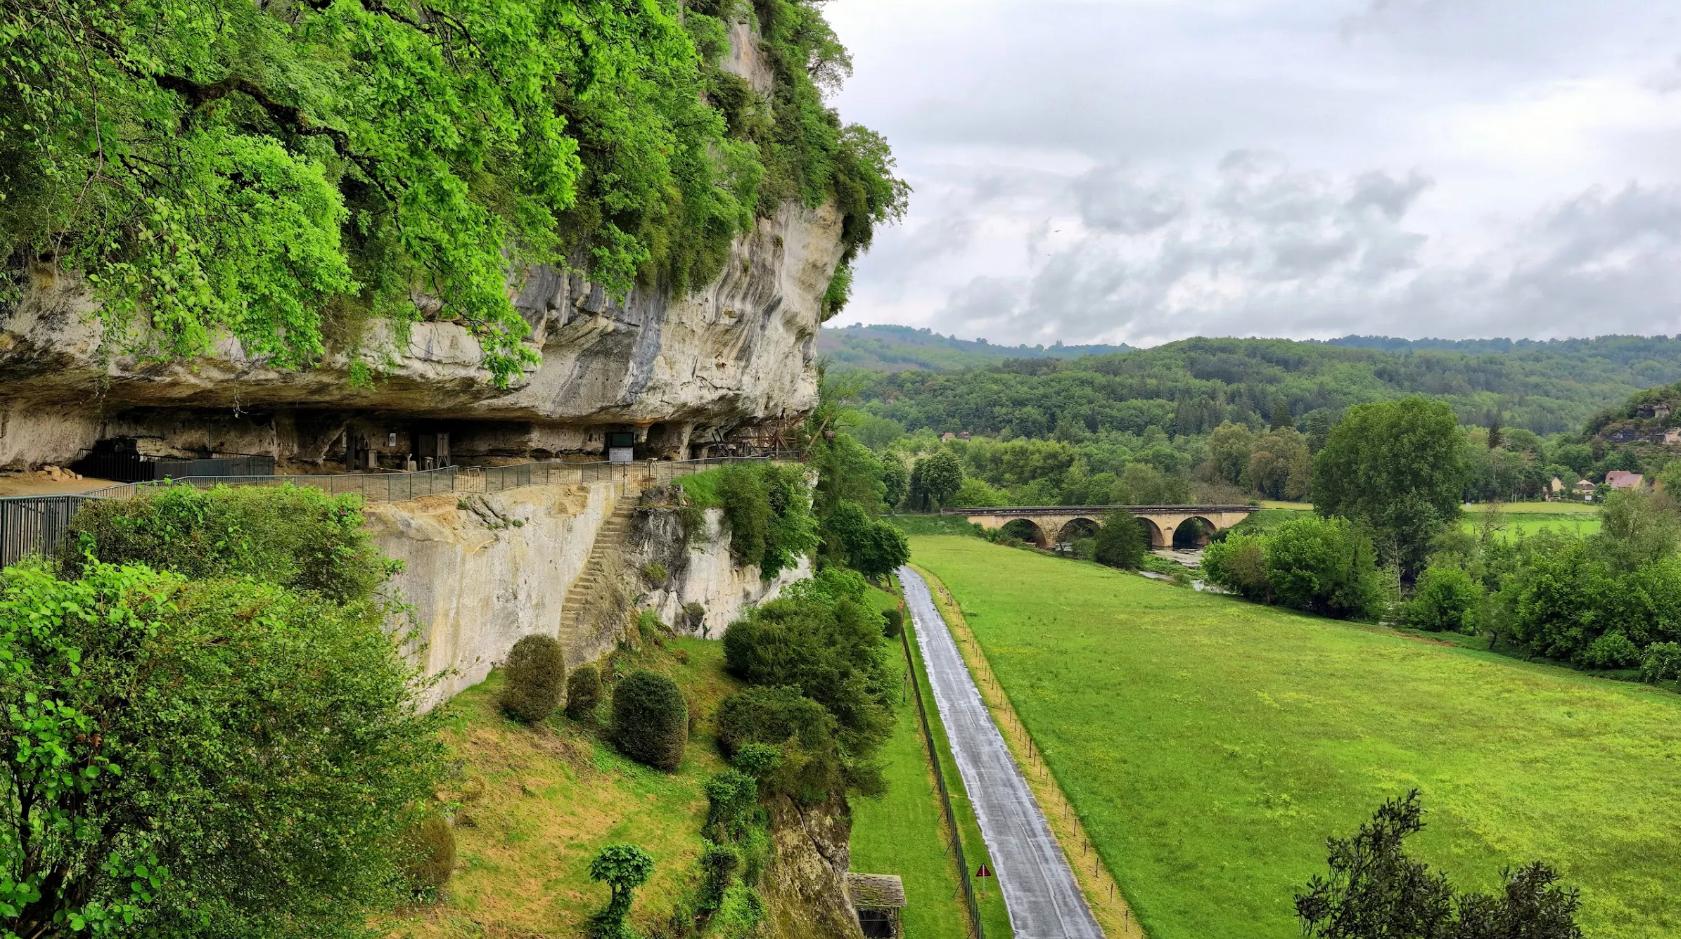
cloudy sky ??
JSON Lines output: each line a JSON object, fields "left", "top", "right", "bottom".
{"left": 821, "top": 0, "right": 1681, "bottom": 346}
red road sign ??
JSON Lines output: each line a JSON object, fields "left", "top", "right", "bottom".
{"left": 976, "top": 864, "right": 993, "bottom": 879}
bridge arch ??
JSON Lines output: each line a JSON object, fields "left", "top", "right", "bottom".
{"left": 1172, "top": 516, "right": 1216, "bottom": 549}
{"left": 1057, "top": 517, "right": 1101, "bottom": 544}
{"left": 1000, "top": 518, "right": 1049, "bottom": 548}
{"left": 1136, "top": 516, "right": 1167, "bottom": 548}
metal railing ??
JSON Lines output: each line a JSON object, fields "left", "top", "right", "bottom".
{"left": 84, "top": 467, "right": 463, "bottom": 503}
{"left": 899, "top": 618, "right": 986, "bottom": 939}
{"left": 0, "top": 495, "right": 91, "bottom": 567}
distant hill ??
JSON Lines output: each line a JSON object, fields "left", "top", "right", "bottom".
{"left": 1586, "top": 380, "right": 1681, "bottom": 448}
{"left": 852, "top": 335, "right": 1681, "bottom": 437}
{"left": 818, "top": 324, "right": 1129, "bottom": 372}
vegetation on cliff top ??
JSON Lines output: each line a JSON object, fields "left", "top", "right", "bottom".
{"left": 0, "top": 0, "right": 904, "bottom": 383}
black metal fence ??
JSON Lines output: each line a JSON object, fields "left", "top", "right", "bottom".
{"left": 0, "top": 495, "right": 90, "bottom": 567}
{"left": 899, "top": 618, "right": 987, "bottom": 939}
{"left": 72, "top": 451, "right": 276, "bottom": 484}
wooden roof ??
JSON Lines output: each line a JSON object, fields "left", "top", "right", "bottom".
{"left": 847, "top": 873, "right": 907, "bottom": 909}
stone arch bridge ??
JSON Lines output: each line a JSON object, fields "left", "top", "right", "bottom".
{"left": 947, "top": 505, "right": 1256, "bottom": 549}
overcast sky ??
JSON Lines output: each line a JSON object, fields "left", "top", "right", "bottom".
{"left": 822, "top": 0, "right": 1681, "bottom": 346}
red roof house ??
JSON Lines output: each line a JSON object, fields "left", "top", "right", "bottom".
{"left": 1606, "top": 470, "right": 1645, "bottom": 491}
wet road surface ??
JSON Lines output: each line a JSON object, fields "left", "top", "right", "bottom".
{"left": 898, "top": 566, "right": 1104, "bottom": 939}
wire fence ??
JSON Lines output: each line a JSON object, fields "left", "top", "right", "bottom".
{"left": 898, "top": 615, "right": 987, "bottom": 939}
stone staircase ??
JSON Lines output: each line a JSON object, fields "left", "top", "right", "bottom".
{"left": 559, "top": 492, "right": 639, "bottom": 653}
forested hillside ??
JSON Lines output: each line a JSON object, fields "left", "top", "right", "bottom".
{"left": 848, "top": 335, "right": 1681, "bottom": 437}
{"left": 819, "top": 323, "right": 1129, "bottom": 371}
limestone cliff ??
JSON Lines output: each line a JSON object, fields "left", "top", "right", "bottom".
{"left": 0, "top": 20, "right": 843, "bottom": 469}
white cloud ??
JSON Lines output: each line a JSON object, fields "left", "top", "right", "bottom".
{"left": 823, "top": 0, "right": 1681, "bottom": 343}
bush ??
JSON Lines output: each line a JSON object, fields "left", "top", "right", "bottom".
{"left": 1641, "top": 641, "right": 1681, "bottom": 683}
{"left": 704, "top": 769, "right": 759, "bottom": 842}
{"left": 60, "top": 483, "right": 394, "bottom": 603}
{"left": 683, "top": 600, "right": 708, "bottom": 632}
{"left": 1203, "top": 533, "right": 1272, "bottom": 601}
{"left": 610, "top": 670, "right": 689, "bottom": 771}
{"left": 698, "top": 841, "right": 741, "bottom": 914}
{"left": 1263, "top": 516, "right": 1387, "bottom": 620}
{"left": 1094, "top": 510, "right": 1147, "bottom": 569}
{"left": 566, "top": 664, "right": 603, "bottom": 722}
{"left": 500, "top": 634, "right": 566, "bottom": 723}
{"left": 1578, "top": 631, "right": 1641, "bottom": 669}
{"left": 1403, "top": 565, "right": 1483, "bottom": 632}
{"left": 709, "top": 885, "right": 766, "bottom": 939}
{"left": 717, "top": 686, "right": 844, "bottom": 803}
{"left": 641, "top": 561, "right": 669, "bottom": 585}
{"left": 881, "top": 607, "right": 904, "bottom": 638}
{"left": 401, "top": 813, "right": 457, "bottom": 898}
{"left": 0, "top": 560, "right": 444, "bottom": 936}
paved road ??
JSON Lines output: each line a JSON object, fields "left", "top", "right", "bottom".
{"left": 898, "top": 567, "right": 1104, "bottom": 939}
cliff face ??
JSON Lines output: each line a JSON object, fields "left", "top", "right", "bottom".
{"left": 0, "top": 23, "right": 842, "bottom": 469}
{"left": 625, "top": 500, "right": 812, "bottom": 639}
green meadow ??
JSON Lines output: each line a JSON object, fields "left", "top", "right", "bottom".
{"left": 909, "top": 535, "right": 1681, "bottom": 939}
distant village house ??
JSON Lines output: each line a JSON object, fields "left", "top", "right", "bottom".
{"left": 1606, "top": 470, "right": 1645, "bottom": 491}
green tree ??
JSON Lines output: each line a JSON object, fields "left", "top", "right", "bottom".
{"left": 880, "top": 459, "right": 909, "bottom": 509}
{"left": 588, "top": 844, "right": 655, "bottom": 939}
{"left": 910, "top": 451, "right": 964, "bottom": 510}
{"left": 1206, "top": 421, "right": 1258, "bottom": 486}
{"left": 1404, "top": 565, "right": 1483, "bottom": 632}
{"left": 1093, "top": 511, "right": 1147, "bottom": 570}
{"left": 1296, "top": 791, "right": 1582, "bottom": 939}
{"left": 0, "top": 561, "right": 442, "bottom": 937}
{"left": 825, "top": 502, "right": 910, "bottom": 580}
{"left": 1262, "top": 516, "right": 1387, "bottom": 621}
{"left": 1312, "top": 398, "right": 1467, "bottom": 580}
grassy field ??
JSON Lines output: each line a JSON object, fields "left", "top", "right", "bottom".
{"left": 382, "top": 639, "right": 737, "bottom": 938}
{"left": 1249, "top": 501, "right": 1602, "bottom": 541}
{"left": 909, "top": 535, "right": 1681, "bottom": 939}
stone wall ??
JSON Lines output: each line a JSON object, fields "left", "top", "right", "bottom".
{"left": 364, "top": 480, "right": 810, "bottom": 709}
{"left": 625, "top": 504, "right": 811, "bottom": 639}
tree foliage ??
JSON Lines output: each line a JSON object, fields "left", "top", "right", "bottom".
{"left": 1313, "top": 398, "right": 1467, "bottom": 580}
{"left": 1296, "top": 791, "right": 1582, "bottom": 939}
{"left": 1093, "top": 511, "right": 1146, "bottom": 570}
{"left": 0, "top": 560, "right": 442, "bottom": 938}
{"left": 721, "top": 569, "right": 894, "bottom": 798}
{"left": 909, "top": 451, "right": 964, "bottom": 510}
{"left": 587, "top": 843, "right": 654, "bottom": 939}
{"left": 1203, "top": 517, "right": 1387, "bottom": 621}
{"left": 0, "top": 0, "right": 903, "bottom": 380}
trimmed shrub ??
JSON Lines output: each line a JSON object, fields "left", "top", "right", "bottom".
{"left": 400, "top": 813, "right": 456, "bottom": 898}
{"left": 881, "top": 607, "right": 904, "bottom": 639}
{"left": 1403, "top": 565, "right": 1483, "bottom": 632}
{"left": 588, "top": 844, "right": 654, "bottom": 939}
{"left": 1641, "top": 641, "right": 1681, "bottom": 683}
{"left": 500, "top": 634, "right": 566, "bottom": 723}
{"left": 610, "top": 670, "right": 689, "bottom": 771}
{"left": 566, "top": 664, "right": 602, "bottom": 722}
